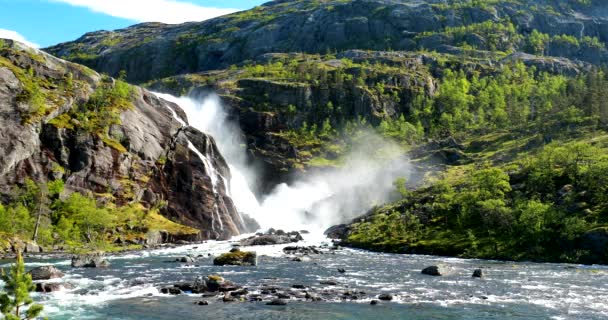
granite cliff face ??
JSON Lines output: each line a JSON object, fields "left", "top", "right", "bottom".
{"left": 0, "top": 39, "right": 251, "bottom": 240}
{"left": 45, "top": 0, "right": 608, "bottom": 83}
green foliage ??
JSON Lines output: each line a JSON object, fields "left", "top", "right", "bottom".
{"left": 50, "top": 73, "right": 134, "bottom": 152}
{"left": 0, "top": 253, "right": 43, "bottom": 320}
{"left": 52, "top": 192, "right": 116, "bottom": 243}
{"left": 393, "top": 177, "right": 409, "bottom": 199}
{"left": 346, "top": 136, "right": 608, "bottom": 263}
{"left": 417, "top": 19, "right": 521, "bottom": 52}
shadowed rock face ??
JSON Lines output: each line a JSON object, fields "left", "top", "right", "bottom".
{"left": 45, "top": 0, "right": 608, "bottom": 83}
{"left": 0, "top": 39, "right": 251, "bottom": 240}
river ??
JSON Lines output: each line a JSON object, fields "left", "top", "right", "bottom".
{"left": 13, "top": 233, "right": 608, "bottom": 320}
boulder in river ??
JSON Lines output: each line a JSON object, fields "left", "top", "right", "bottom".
{"left": 28, "top": 265, "right": 64, "bottom": 280}
{"left": 213, "top": 249, "right": 257, "bottom": 266}
{"left": 160, "top": 287, "right": 182, "bottom": 295}
{"left": 239, "top": 229, "right": 303, "bottom": 246}
{"left": 421, "top": 265, "right": 451, "bottom": 276}
{"left": 378, "top": 293, "right": 393, "bottom": 301}
{"left": 176, "top": 256, "right": 196, "bottom": 263}
{"left": 71, "top": 253, "right": 110, "bottom": 268}
{"left": 35, "top": 283, "right": 68, "bottom": 293}
{"left": 283, "top": 246, "right": 321, "bottom": 255}
{"left": 472, "top": 269, "right": 483, "bottom": 278}
{"left": 266, "top": 299, "right": 287, "bottom": 306}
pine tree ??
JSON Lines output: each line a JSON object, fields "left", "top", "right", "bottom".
{"left": 0, "top": 253, "right": 43, "bottom": 320}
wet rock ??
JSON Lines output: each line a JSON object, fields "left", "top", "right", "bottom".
{"left": 35, "top": 283, "right": 65, "bottom": 293}
{"left": 196, "top": 300, "right": 209, "bottom": 306}
{"left": 370, "top": 300, "right": 379, "bottom": 305}
{"left": 266, "top": 299, "right": 287, "bottom": 306}
{"left": 28, "top": 265, "right": 64, "bottom": 280}
{"left": 222, "top": 293, "right": 237, "bottom": 302}
{"left": 292, "top": 284, "right": 306, "bottom": 289}
{"left": 319, "top": 280, "right": 338, "bottom": 286}
{"left": 230, "top": 288, "right": 248, "bottom": 297}
{"left": 421, "top": 265, "right": 451, "bottom": 276}
{"left": 337, "top": 268, "right": 346, "bottom": 273}
{"left": 283, "top": 246, "right": 321, "bottom": 255}
{"left": 324, "top": 224, "right": 350, "bottom": 240}
{"left": 239, "top": 229, "right": 303, "bottom": 246}
{"left": 291, "top": 256, "right": 311, "bottom": 262}
{"left": 160, "top": 287, "right": 182, "bottom": 295}
{"left": 213, "top": 249, "right": 257, "bottom": 266}
{"left": 71, "top": 253, "right": 110, "bottom": 268}
{"left": 472, "top": 269, "right": 483, "bottom": 278}
{"left": 276, "top": 292, "right": 291, "bottom": 299}
{"left": 204, "top": 275, "right": 225, "bottom": 292}
{"left": 378, "top": 293, "right": 393, "bottom": 301}
{"left": 176, "top": 256, "right": 196, "bottom": 263}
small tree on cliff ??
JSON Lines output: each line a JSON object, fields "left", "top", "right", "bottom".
{"left": 0, "top": 253, "right": 43, "bottom": 320}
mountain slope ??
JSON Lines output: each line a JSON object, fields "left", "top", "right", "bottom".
{"left": 0, "top": 39, "right": 252, "bottom": 248}
{"left": 45, "top": 0, "right": 608, "bottom": 83}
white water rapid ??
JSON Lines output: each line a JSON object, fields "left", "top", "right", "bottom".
{"left": 154, "top": 92, "right": 412, "bottom": 234}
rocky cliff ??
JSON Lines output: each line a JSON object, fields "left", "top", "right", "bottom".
{"left": 45, "top": 0, "right": 608, "bottom": 83}
{"left": 0, "top": 39, "right": 251, "bottom": 240}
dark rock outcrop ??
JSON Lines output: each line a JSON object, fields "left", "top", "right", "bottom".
{"left": 324, "top": 224, "right": 350, "bottom": 240}
{"left": 266, "top": 299, "right": 287, "bottom": 306}
{"left": 421, "top": 265, "right": 452, "bottom": 276}
{"left": 472, "top": 269, "right": 484, "bottom": 278}
{"left": 378, "top": 293, "right": 393, "bottom": 301}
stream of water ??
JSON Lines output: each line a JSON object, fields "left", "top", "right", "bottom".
{"left": 13, "top": 235, "right": 608, "bottom": 320}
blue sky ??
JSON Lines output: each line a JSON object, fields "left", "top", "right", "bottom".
{"left": 0, "top": 0, "right": 267, "bottom": 48}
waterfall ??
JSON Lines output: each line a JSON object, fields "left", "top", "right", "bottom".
{"left": 153, "top": 92, "right": 413, "bottom": 235}
{"left": 186, "top": 140, "right": 223, "bottom": 233}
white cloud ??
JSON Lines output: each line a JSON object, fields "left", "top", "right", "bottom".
{"left": 0, "top": 29, "right": 40, "bottom": 48}
{"left": 50, "top": 0, "right": 238, "bottom": 24}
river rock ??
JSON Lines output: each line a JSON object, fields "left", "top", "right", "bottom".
{"left": 266, "top": 299, "right": 287, "bottom": 306}
{"left": 71, "top": 253, "right": 110, "bottom": 268}
{"left": 283, "top": 246, "right": 321, "bottom": 255}
{"left": 35, "top": 283, "right": 66, "bottom": 293}
{"left": 176, "top": 256, "right": 196, "bottom": 263}
{"left": 378, "top": 293, "right": 393, "bottom": 301}
{"left": 28, "top": 265, "right": 64, "bottom": 280}
{"left": 239, "top": 229, "right": 303, "bottom": 246}
{"left": 370, "top": 300, "right": 379, "bottom": 305}
{"left": 421, "top": 265, "right": 451, "bottom": 276}
{"left": 472, "top": 269, "right": 483, "bottom": 278}
{"left": 213, "top": 249, "right": 257, "bottom": 266}
{"left": 160, "top": 287, "right": 182, "bottom": 295}
{"left": 196, "top": 300, "right": 209, "bottom": 306}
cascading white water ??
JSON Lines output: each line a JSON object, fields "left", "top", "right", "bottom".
{"left": 154, "top": 93, "right": 412, "bottom": 234}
